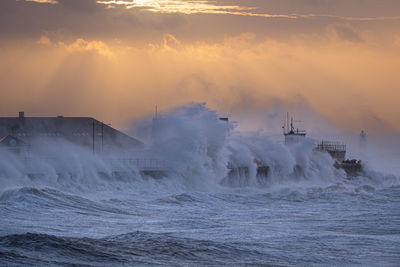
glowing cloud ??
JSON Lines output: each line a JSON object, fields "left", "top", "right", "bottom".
{"left": 97, "top": 0, "right": 252, "bottom": 14}
{"left": 36, "top": 35, "right": 114, "bottom": 57}
{"left": 95, "top": 0, "right": 400, "bottom": 21}
{"left": 25, "top": 0, "right": 58, "bottom": 4}
{"left": 62, "top": 38, "right": 113, "bottom": 57}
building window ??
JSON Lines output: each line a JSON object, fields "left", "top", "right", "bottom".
{"left": 39, "top": 132, "right": 59, "bottom": 137}
{"left": 9, "top": 139, "right": 17, "bottom": 147}
{"left": 72, "top": 132, "right": 89, "bottom": 136}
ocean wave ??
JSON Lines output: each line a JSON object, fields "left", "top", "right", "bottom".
{"left": 0, "top": 232, "right": 269, "bottom": 266}
{"left": 0, "top": 187, "right": 138, "bottom": 216}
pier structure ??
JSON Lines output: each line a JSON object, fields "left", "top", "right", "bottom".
{"left": 314, "top": 140, "right": 346, "bottom": 163}
{"left": 283, "top": 113, "right": 306, "bottom": 145}
{"left": 0, "top": 112, "right": 144, "bottom": 155}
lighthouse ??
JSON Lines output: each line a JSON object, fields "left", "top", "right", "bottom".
{"left": 360, "top": 130, "right": 367, "bottom": 158}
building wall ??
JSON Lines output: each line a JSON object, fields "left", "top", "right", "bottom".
{"left": 327, "top": 150, "right": 346, "bottom": 163}
{"left": 284, "top": 134, "right": 306, "bottom": 145}
{"left": 0, "top": 116, "right": 144, "bottom": 153}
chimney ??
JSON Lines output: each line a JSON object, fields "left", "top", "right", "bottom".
{"left": 19, "top": 111, "right": 24, "bottom": 119}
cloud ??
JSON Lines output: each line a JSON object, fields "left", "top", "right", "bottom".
{"left": 36, "top": 35, "right": 114, "bottom": 57}
{"left": 329, "top": 24, "right": 363, "bottom": 42}
{"left": 395, "top": 36, "right": 400, "bottom": 47}
{"left": 25, "top": 0, "right": 58, "bottom": 4}
{"left": 36, "top": 35, "right": 52, "bottom": 45}
{"left": 163, "top": 33, "right": 182, "bottom": 49}
{"left": 1, "top": 30, "right": 399, "bottom": 134}
{"left": 95, "top": 0, "right": 400, "bottom": 21}
{"left": 62, "top": 38, "right": 114, "bottom": 56}
{"left": 1, "top": 0, "right": 399, "bottom": 45}
{"left": 96, "top": 0, "right": 251, "bottom": 14}
{"left": 57, "top": 0, "right": 99, "bottom": 12}
{"left": 1, "top": 0, "right": 400, "bottom": 134}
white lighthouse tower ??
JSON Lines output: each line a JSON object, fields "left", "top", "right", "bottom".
{"left": 359, "top": 130, "right": 367, "bottom": 158}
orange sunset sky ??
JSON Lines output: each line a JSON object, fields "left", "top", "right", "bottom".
{"left": 1, "top": 0, "right": 400, "bottom": 132}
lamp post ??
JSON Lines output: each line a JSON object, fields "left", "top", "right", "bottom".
{"left": 101, "top": 121, "right": 111, "bottom": 153}
{"left": 90, "top": 119, "right": 95, "bottom": 155}
{"left": 89, "top": 119, "right": 110, "bottom": 155}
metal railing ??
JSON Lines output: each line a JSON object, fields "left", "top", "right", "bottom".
{"left": 12, "top": 156, "right": 169, "bottom": 172}
{"left": 314, "top": 140, "right": 346, "bottom": 152}
{"left": 105, "top": 158, "right": 168, "bottom": 171}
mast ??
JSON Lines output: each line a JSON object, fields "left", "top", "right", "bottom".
{"left": 290, "top": 117, "right": 294, "bottom": 132}
{"left": 283, "top": 112, "right": 306, "bottom": 145}
{"left": 286, "top": 112, "right": 289, "bottom": 134}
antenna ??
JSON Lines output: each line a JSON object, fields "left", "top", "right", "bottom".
{"left": 291, "top": 117, "right": 294, "bottom": 131}
{"left": 286, "top": 112, "right": 289, "bottom": 133}
{"left": 155, "top": 105, "right": 158, "bottom": 119}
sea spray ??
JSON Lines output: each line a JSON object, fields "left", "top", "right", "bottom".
{"left": 1, "top": 104, "right": 400, "bottom": 266}
{"left": 150, "top": 103, "right": 232, "bottom": 189}
{"left": 0, "top": 103, "right": 399, "bottom": 194}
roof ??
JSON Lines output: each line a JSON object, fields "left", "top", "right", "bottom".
{"left": 284, "top": 129, "right": 306, "bottom": 136}
{"left": 0, "top": 116, "right": 144, "bottom": 148}
{"left": 0, "top": 135, "right": 28, "bottom": 147}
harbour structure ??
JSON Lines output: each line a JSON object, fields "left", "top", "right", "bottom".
{"left": 225, "top": 112, "right": 364, "bottom": 186}
{"left": 314, "top": 140, "right": 346, "bottom": 163}
{"left": 0, "top": 111, "right": 363, "bottom": 181}
{"left": 0, "top": 134, "right": 29, "bottom": 155}
{"left": 0, "top": 112, "right": 144, "bottom": 153}
{"left": 0, "top": 112, "right": 171, "bottom": 178}
{"left": 313, "top": 140, "right": 362, "bottom": 175}
{"left": 279, "top": 112, "right": 363, "bottom": 176}
{"left": 359, "top": 130, "right": 367, "bottom": 158}
{"left": 283, "top": 113, "right": 307, "bottom": 145}
{"left": 282, "top": 113, "right": 362, "bottom": 176}
{"left": 219, "top": 117, "right": 270, "bottom": 186}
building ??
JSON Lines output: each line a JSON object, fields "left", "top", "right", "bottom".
{"left": 0, "top": 134, "right": 29, "bottom": 155}
{"left": 283, "top": 114, "right": 307, "bottom": 145}
{"left": 314, "top": 140, "right": 346, "bottom": 163}
{"left": 0, "top": 112, "right": 144, "bottom": 153}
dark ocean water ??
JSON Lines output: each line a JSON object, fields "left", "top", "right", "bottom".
{"left": 1, "top": 174, "right": 399, "bottom": 266}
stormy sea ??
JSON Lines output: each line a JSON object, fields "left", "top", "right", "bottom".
{"left": 1, "top": 105, "right": 400, "bottom": 266}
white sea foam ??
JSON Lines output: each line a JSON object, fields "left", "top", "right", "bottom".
{"left": 1, "top": 105, "right": 400, "bottom": 266}
{"left": 0, "top": 103, "right": 398, "bottom": 195}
